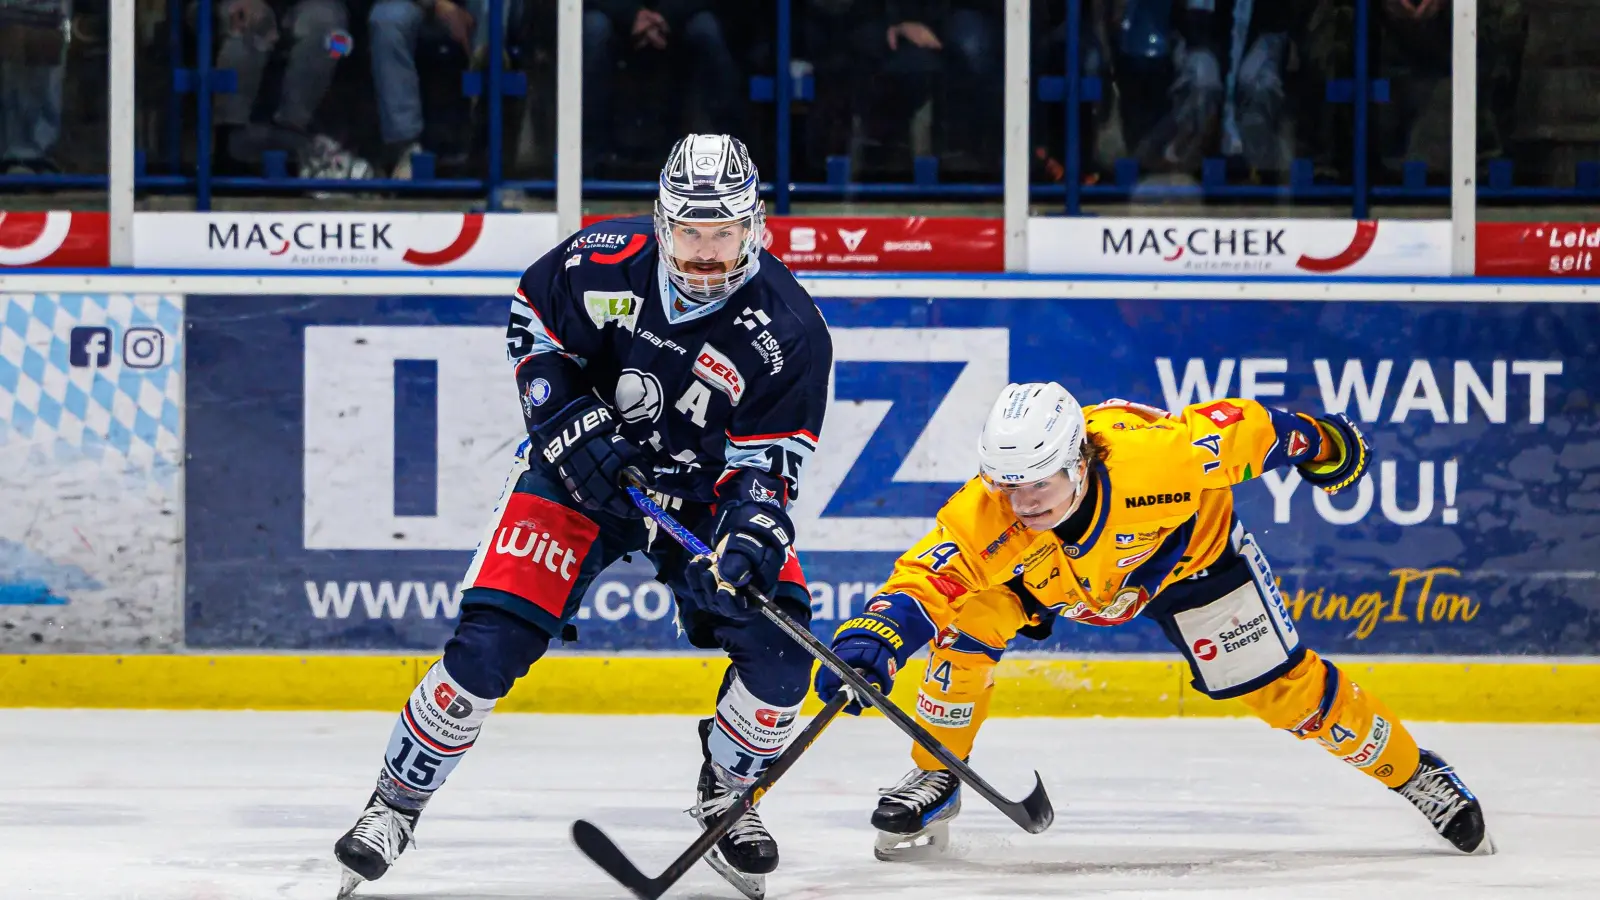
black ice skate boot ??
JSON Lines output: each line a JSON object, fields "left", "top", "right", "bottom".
{"left": 689, "top": 717, "right": 777, "bottom": 900}
{"left": 334, "top": 773, "right": 427, "bottom": 898}
{"left": 871, "top": 766, "right": 962, "bottom": 861}
{"left": 1394, "top": 749, "right": 1494, "bottom": 855}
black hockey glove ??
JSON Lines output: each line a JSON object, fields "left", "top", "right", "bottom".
{"left": 685, "top": 471, "right": 795, "bottom": 620}
{"left": 535, "top": 395, "right": 647, "bottom": 519}
{"left": 1297, "top": 413, "right": 1371, "bottom": 496}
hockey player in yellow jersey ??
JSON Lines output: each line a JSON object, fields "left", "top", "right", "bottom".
{"left": 814, "top": 382, "right": 1492, "bottom": 860}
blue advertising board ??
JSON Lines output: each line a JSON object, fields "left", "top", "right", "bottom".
{"left": 184, "top": 294, "right": 1600, "bottom": 655}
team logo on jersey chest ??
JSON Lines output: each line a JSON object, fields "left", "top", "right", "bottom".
{"left": 615, "top": 369, "right": 663, "bottom": 422}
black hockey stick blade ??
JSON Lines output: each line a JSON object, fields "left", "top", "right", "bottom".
{"left": 572, "top": 689, "right": 853, "bottom": 899}
{"left": 572, "top": 819, "right": 666, "bottom": 900}
{"left": 1016, "top": 771, "right": 1054, "bottom": 833}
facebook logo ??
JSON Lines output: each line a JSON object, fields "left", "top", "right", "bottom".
{"left": 69, "top": 326, "right": 113, "bottom": 368}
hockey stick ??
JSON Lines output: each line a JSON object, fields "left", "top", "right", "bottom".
{"left": 623, "top": 480, "right": 1055, "bottom": 835}
{"left": 572, "top": 688, "right": 853, "bottom": 900}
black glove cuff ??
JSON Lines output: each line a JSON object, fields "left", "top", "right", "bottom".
{"left": 713, "top": 470, "right": 794, "bottom": 550}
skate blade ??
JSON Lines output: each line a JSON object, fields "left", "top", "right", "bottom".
{"left": 704, "top": 847, "right": 766, "bottom": 900}
{"left": 335, "top": 865, "right": 365, "bottom": 899}
{"left": 1470, "top": 830, "right": 1497, "bottom": 856}
{"left": 873, "top": 821, "right": 951, "bottom": 862}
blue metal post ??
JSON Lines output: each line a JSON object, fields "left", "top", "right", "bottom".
{"left": 197, "top": 0, "right": 214, "bottom": 209}
{"left": 168, "top": 0, "right": 184, "bottom": 176}
{"left": 1353, "top": 0, "right": 1370, "bottom": 218}
{"left": 487, "top": 0, "right": 506, "bottom": 210}
{"left": 1065, "top": 0, "right": 1082, "bottom": 215}
{"left": 775, "top": 0, "right": 793, "bottom": 214}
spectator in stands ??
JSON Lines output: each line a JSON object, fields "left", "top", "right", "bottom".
{"left": 1377, "top": 0, "right": 1524, "bottom": 177}
{"left": 212, "top": 0, "right": 374, "bottom": 179}
{"left": 1299, "top": 0, "right": 1524, "bottom": 186}
{"left": 1508, "top": 0, "right": 1585, "bottom": 187}
{"left": 1029, "top": 0, "right": 1123, "bottom": 183}
{"left": 581, "top": 0, "right": 741, "bottom": 174}
{"left": 865, "top": 1, "right": 1004, "bottom": 173}
{"left": 0, "top": 0, "right": 68, "bottom": 175}
{"left": 369, "top": 0, "right": 522, "bottom": 179}
{"left": 1121, "top": 0, "right": 1299, "bottom": 178}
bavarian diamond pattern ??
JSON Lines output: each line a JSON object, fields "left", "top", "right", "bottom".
{"left": 0, "top": 293, "right": 183, "bottom": 487}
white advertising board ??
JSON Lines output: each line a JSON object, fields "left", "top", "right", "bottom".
{"left": 133, "top": 212, "right": 560, "bottom": 271}
{"left": 1027, "top": 217, "right": 1451, "bottom": 276}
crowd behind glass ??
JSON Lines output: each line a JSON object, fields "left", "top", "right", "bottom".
{"left": 0, "top": 0, "right": 1584, "bottom": 206}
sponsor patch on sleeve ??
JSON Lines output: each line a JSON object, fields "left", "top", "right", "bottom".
{"left": 1196, "top": 400, "right": 1245, "bottom": 428}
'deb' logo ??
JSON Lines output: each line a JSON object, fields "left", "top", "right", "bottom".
{"left": 69, "top": 326, "right": 112, "bottom": 368}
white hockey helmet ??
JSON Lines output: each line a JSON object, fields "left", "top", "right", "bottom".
{"left": 978, "top": 382, "right": 1088, "bottom": 487}
{"left": 979, "top": 383, "right": 1090, "bottom": 529}
{"left": 655, "top": 134, "right": 765, "bottom": 304}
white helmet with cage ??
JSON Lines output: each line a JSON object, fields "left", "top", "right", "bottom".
{"left": 655, "top": 134, "right": 766, "bottom": 304}
{"left": 978, "top": 382, "right": 1089, "bottom": 529}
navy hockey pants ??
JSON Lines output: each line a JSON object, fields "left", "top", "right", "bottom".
{"left": 443, "top": 448, "right": 815, "bottom": 708}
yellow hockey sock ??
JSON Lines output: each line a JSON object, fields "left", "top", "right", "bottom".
{"left": 1238, "top": 650, "right": 1420, "bottom": 788}
{"left": 909, "top": 640, "right": 997, "bottom": 770}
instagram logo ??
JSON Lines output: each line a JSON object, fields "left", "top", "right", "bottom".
{"left": 122, "top": 327, "right": 165, "bottom": 369}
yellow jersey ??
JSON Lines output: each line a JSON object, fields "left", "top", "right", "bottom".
{"left": 870, "top": 397, "right": 1327, "bottom": 634}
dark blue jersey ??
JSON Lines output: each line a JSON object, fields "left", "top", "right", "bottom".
{"left": 508, "top": 216, "right": 832, "bottom": 509}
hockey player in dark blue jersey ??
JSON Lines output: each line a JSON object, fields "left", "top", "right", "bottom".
{"left": 334, "top": 134, "right": 833, "bottom": 899}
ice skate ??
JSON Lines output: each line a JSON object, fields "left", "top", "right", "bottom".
{"left": 871, "top": 766, "right": 962, "bottom": 861}
{"left": 1395, "top": 749, "right": 1494, "bottom": 855}
{"left": 689, "top": 717, "right": 776, "bottom": 899}
{"left": 333, "top": 789, "right": 421, "bottom": 897}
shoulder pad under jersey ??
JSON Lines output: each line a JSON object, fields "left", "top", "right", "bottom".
{"left": 934, "top": 479, "right": 1034, "bottom": 571}
{"left": 1095, "top": 425, "right": 1207, "bottom": 524}
{"left": 560, "top": 215, "right": 656, "bottom": 267}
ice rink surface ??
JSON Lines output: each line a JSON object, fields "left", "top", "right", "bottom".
{"left": 4, "top": 711, "right": 1596, "bottom": 900}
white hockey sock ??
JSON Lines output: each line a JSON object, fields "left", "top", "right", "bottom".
{"left": 382, "top": 661, "right": 496, "bottom": 793}
{"left": 707, "top": 675, "right": 801, "bottom": 787}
